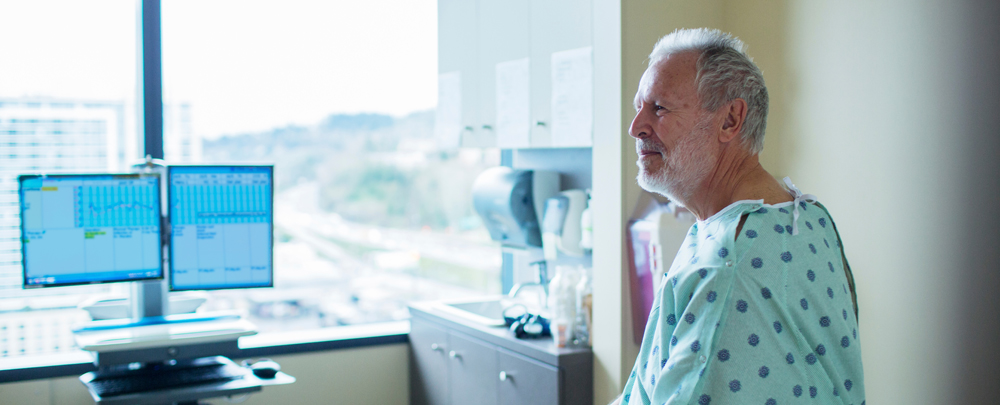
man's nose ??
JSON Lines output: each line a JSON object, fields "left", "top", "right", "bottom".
{"left": 628, "top": 110, "right": 649, "bottom": 140}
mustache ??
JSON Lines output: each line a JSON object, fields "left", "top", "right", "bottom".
{"left": 636, "top": 139, "right": 664, "bottom": 154}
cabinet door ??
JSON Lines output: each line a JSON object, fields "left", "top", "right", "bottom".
{"left": 448, "top": 331, "right": 499, "bottom": 405}
{"left": 528, "top": 0, "right": 593, "bottom": 148}
{"left": 498, "top": 347, "right": 560, "bottom": 405}
{"left": 410, "top": 319, "right": 450, "bottom": 405}
{"left": 439, "top": 0, "right": 479, "bottom": 147}
{"left": 474, "top": 0, "right": 530, "bottom": 148}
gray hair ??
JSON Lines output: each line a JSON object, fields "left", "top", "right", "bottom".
{"left": 649, "top": 28, "right": 769, "bottom": 154}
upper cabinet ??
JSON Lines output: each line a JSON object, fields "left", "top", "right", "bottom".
{"left": 437, "top": 0, "right": 593, "bottom": 149}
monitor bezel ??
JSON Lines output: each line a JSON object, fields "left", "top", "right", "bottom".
{"left": 18, "top": 172, "right": 165, "bottom": 289}
{"left": 166, "top": 164, "right": 275, "bottom": 291}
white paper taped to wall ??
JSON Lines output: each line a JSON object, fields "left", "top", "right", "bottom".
{"left": 551, "top": 47, "right": 593, "bottom": 147}
{"left": 435, "top": 71, "right": 462, "bottom": 149}
{"left": 495, "top": 58, "right": 531, "bottom": 149}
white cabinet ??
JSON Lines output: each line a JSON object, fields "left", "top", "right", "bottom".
{"left": 438, "top": 0, "right": 479, "bottom": 147}
{"left": 438, "top": 0, "right": 593, "bottom": 148}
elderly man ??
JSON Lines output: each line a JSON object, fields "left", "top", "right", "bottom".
{"left": 613, "top": 28, "right": 864, "bottom": 405}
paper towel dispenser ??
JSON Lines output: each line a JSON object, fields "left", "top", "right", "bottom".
{"left": 472, "top": 167, "right": 559, "bottom": 249}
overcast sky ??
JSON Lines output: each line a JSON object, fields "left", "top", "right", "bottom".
{"left": 0, "top": 0, "right": 438, "bottom": 139}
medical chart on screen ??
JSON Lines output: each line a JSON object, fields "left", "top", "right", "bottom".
{"left": 169, "top": 168, "right": 272, "bottom": 290}
{"left": 20, "top": 176, "right": 161, "bottom": 286}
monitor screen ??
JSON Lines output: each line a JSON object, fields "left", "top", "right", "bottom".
{"left": 168, "top": 165, "right": 273, "bottom": 291}
{"left": 19, "top": 174, "right": 163, "bottom": 288}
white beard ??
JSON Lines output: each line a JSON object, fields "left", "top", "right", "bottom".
{"left": 636, "top": 117, "right": 716, "bottom": 207}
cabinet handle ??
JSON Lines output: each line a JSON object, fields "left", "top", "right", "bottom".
{"left": 463, "top": 126, "right": 474, "bottom": 132}
{"left": 499, "top": 371, "right": 509, "bottom": 382}
{"left": 430, "top": 343, "right": 443, "bottom": 352}
{"left": 535, "top": 121, "right": 546, "bottom": 127}
{"left": 481, "top": 125, "right": 493, "bottom": 130}
{"left": 448, "top": 350, "right": 461, "bottom": 359}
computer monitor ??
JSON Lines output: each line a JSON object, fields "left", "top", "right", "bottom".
{"left": 18, "top": 174, "right": 163, "bottom": 288}
{"left": 168, "top": 165, "right": 273, "bottom": 291}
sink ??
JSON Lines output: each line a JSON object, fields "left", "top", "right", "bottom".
{"left": 434, "top": 297, "right": 522, "bottom": 327}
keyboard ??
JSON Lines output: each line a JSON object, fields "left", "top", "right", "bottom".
{"left": 83, "top": 356, "right": 248, "bottom": 397}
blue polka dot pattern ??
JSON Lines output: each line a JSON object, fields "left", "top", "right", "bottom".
{"left": 781, "top": 252, "right": 793, "bottom": 262}
{"left": 785, "top": 225, "right": 793, "bottom": 234}
{"left": 717, "top": 349, "right": 730, "bottom": 362}
{"left": 751, "top": 257, "right": 763, "bottom": 268}
{"left": 685, "top": 313, "right": 696, "bottom": 324}
{"left": 773, "top": 321, "right": 782, "bottom": 334}
{"left": 761, "top": 287, "right": 772, "bottom": 299}
{"left": 643, "top": 361, "right": 647, "bottom": 370}
{"left": 800, "top": 298, "right": 809, "bottom": 310}
{"left": 845, "top": 379, "right": 853, "bottom": 391}
{"left": 807, "top": 270, "right": 816, "bottom": 282}
{"left": 834, "top": 387, "right": 839, "bottom": 396}
{"left": 625, "top": 394, "right": 630, "bottom": 403}
{"left": 691, "top": 340, "right": 701, "bottom": 352}
{"left": 841, "top": 336, "right": 850, "bottom": 348}
{"left": 843, "top": 309, "right": 848, "bottom": 320}
{"left": 759, "top": 366, "right": 770, "bottom": 378}
{"left": 650, "top": 374, "right": 655, "bottom": 386}
{"left": 729, "top": 380, "right": 741, "bottom": 392}
{"left": 756, "top": 208, "right": 768, "bottom": 214}
{"left": 661, "top": 358, "right": 667, "bottom": 368}
{"left": 820, "top": 316, "right": 831, "bottom": 327}
{"left": 853, "top": 329, "right": 857, "bottom": 339}
{"left": 699, "top": 394, "right": 711, "bottom": 405}
{"left": 809, "top": 243, "right": 817, "bottom": 254}
{"left": 827, "top": 287, "right": 834, "bottom": 298}
{"left": 786, "top": 353, "right": 795, "bottom": 364}
{"left": 809, "top": 386, "right": 818, "bottom": 398}
{"left": 667, "top": 314, "right": 676, "bottom": 325}
{"left": 672, "top": 276, "right": 679, "bottom": 286}
{"left": 793, "top": 385, "right": 803, "bottom": 397}
{"left": 774, "top": 224, "right": 784, "bottom": 234}
{"left": 718, "top": 247, "right": 729, "bottom": 258}
{"left": 806, "top": 353, "right": 817, "bottom": 364}
{"left": 819, "top": 218, "right": 827, "bottom": 227}
{"left": 698, "top": 268, "right": 708, "bottom": 278}
{"left": 828, "top": 262, "right": 835, "bottom": 272}
{"left": 746, "top": 229, "right": 758, "bottom": 238}
{"left": 806, "top": 221, "right": 813, "bottom": 230}
{"left": 652, "top": 346, "right": 658, "bottom": 356}
{"left": 737, "top": 300, "right": 749, "bottom": 313}
{"left": 779, "top": 207, "right": 789, "bottom": 214}
{"left": 766, "top": 399, "right": 776, "bottom": 405}
{"left": 671, "top": 336, "right": 678, "bottom": 346}
{"left": 824, "top": 239, "right": 830, "bottom": 248}
{"left": 707, "top": 291, "right": 717, "bottom": 302}
{"left": 800, "top": 201, "right": 808, "bottom": 210}
{"left": 748, "top": 333, "right": 760, "bottom": 346}
{"left": 816, "top": 344, "right": 826, "bottom": 356}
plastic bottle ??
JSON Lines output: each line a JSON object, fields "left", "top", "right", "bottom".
{"left": 547, "top": 265, "right": 580, "bottom": 347}
{"left": 572, "top": 266, "right": 593, "bottom": 347}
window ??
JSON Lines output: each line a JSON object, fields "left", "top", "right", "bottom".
{"left": 161, "top": 0, "right": 501, "bottom": 334}
{"left": 0, "top": 0, "right": 141, "bottom": 358}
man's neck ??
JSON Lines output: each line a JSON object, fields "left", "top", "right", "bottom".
{"left": 683, "top": 153, "right": 792, "bottom": 221}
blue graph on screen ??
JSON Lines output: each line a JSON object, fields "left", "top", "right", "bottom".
{"left": 169, "top": 167, "right": 273, "bottom": 291}
{"left": 76, "top": 185, "right": 159, "bottom": 227}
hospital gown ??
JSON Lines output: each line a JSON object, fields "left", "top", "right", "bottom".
{"left": 622, "top": 192, "right": 865, "bottom": 405}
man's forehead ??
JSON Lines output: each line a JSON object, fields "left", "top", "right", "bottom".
{"left": 636, "top": 51, "right": 699, "bottom": 103}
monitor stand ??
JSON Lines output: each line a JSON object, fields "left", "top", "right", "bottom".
{"left": 74, "top": 280, "right": 236, "bottom": 333}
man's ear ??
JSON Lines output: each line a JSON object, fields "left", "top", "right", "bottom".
{"left": 719, "top": 98, "right": 748, "bottom": 143}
